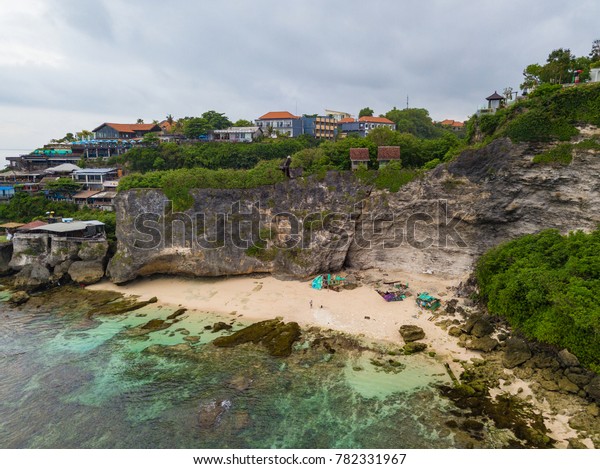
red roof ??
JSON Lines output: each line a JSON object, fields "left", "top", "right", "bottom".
{"left": 17, "top": 220, "right": 47, "bottom": 231}
{"left": 339, "top": 117, "right": 355, "bottom": 124}
{"left": 440, "top": 119, "right": 465, "bottom": 128}
{"left": 257, "top": 111, "right": 300, "bottom": 120}
{"left": 349, "top": 148, "right": 370, "bottom": 161}
{"left": 377, "top": 146, "right": 401, "bottom": 161}
{"left": 92, "top": 123, "right": 161, "bottom": 133}
{"left": 358, "top": 116, "right": 394, "bottom": 124}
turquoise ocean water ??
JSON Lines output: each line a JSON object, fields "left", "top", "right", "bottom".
{"left": 0, "top": 295, "right": 467, "bottom": 449}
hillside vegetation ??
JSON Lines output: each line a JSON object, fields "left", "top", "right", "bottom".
{"left": 470, "top": 82, "right": 600, "bottom": 144}
{"left": 476, "top": 229, "right": 600, "bottom": 372}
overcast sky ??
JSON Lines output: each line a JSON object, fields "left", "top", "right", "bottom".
{"left": 0, "top": 0, "right": 598, "bottom": 149}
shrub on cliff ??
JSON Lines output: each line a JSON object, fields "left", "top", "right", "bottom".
{"left": 118, "top": 160, "right": 286, "bottom": 211}
{"left": 476, "top": 229, "right": 600, "bottom": 372}
{"left": 470, "top": 82, "right": 600, "bottom": 144}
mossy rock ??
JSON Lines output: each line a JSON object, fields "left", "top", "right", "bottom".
{"left": 403, "top": 342, "right": 427, "bottom": 354}
{"left": 212, "top": 319, "right": 301, "bottom": 357}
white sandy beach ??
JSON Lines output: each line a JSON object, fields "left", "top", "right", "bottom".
{"left": 88, "top": 269, "right": 479, "bottom": 368}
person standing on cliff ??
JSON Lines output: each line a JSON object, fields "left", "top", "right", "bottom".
{"left": 281, "top": 155, "right": 292, "bottom": 178}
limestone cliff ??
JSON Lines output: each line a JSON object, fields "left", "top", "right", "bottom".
{"left": 108, "top": 138, "right": 600, "bottom": 283}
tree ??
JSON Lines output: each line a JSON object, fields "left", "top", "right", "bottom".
{"left": 76, "top": 130, "right": 93, "bottom": 141}
{"left": 358, "top": 107, "right": 374, "bottom": 118}
{"left": 233, "top": 119, "right": 253, "bottom": 127}
{"left": 45, "top": 178, "right": 82, "bottom": 198}
{"left": 385, "top": 107, "right": 443, "bottom": 139}
{"left": 183, "top": 117, "right": 212, "bottom": 139}
{"left": 142, "top": 132, "right": 160, "bottom": 146}
{"left": 521, "top": 63, "right": 543, "bottom": 90}
{"left": 137, "top": 118, "right": 145, "bottom": 124}
{"left": 541, "top": 48, "right": 575, "bottom": 84}
{"left": 201, "top": 110, "right": 232, "bottom": 130}
{"left": 590, "top": 39, "right": 600, "bottom": 62}
{"left": 165, "top": 114, "right": 175, "bottom": 125}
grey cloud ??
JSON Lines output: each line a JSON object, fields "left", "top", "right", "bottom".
{"left": 0, "top": 0, "right": 599, "bottom": 148}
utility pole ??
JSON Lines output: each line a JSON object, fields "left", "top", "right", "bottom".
{"left": 406, "top": 95, "right": 409, "bottom": 110}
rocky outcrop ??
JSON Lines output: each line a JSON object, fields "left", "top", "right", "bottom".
{"left": 0, "top": 242, "right": 13, "bottom": 275}
{"left": 7, "top": 234, "right": 109, "bottom": 289}
{"left": 68, "top": 261, "right": 105, "bottom": 285}
{"left": 503, "top": 338, "right": 532, "bottom": 368}
{"left": 13, "top": 264, "right": 51, "bottom": 290}
{"left": 399, "top": 325, "right": 426, "bottom": 342}
{"left": 108, "top": 138, "right": 600, "bottom": 283}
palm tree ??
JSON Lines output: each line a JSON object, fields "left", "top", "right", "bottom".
{"left": 166, "top": 114, "right": 174, "bottom": 125}
{"left": 137, "top": 118, "right": 144, "bottom": 124}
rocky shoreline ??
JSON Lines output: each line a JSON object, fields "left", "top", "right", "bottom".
{"left": 1, "top": 279, "right": 598, "bottom": 448}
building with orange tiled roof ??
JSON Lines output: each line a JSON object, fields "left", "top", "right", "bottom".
{"left": 349, "top": 148, "right": 370, "bottom": 170}
{"left": 93, "top": 123, "right": 161, "bottom": 140}
{"left": 255, "top": 111, "right": 303, "bottom": 138}
{"left": 438, "top": 119, "right": 465, "bottom": 132}
{"left": 377, "top": 146, "right": 401, "bottom": 167}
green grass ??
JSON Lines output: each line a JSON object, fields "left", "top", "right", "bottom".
{"left": 532, "top": 143, "right": 573, "bottom": 165}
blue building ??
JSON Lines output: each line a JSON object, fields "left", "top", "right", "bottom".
{"left": 0, "top": 186, "right": 15, "bottom": 201}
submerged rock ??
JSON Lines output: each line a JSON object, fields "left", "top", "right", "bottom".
{"left": 166, "top": 308, "right": 187, "bottom": 320}
{"left": 8, "top": 290, "right": 30, "bottom": 306}
{"left": 212, "top": 322, "right": 233, "bottom": 333}
{"left": 212, "top": 319, "right": 301, "bottom": 357}
{"left": 198, "top": 399, "right": 232, "bottom": 429}
{"left": 399, "top": 325, "right": 425, "bottom": 342}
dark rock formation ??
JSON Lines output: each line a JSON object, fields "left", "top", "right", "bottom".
{"left": 13, "top": 264, "right": 51, "bottom": 291}
{"left": 503, "top": 338, "right": 532, "bottom": 368}
{"left": 403, "top": 342, "right": 428, "bottom": 354}
{"left": 399, "top": 325, "right": 426, "bottom": 342}
{"left": 584, "top": 376, "right": 600, "bottom": 403}
{"left": 8, "top": 290, "right": 30, "bottom": 305}
{"left": 470, "top": 315, "right": 495, "bottom": 338}
{"left": 557, "top": 349, "right": 580, "bottom": 368}
{"left": 212, "top": 322, "right": 233, "bottom": 333}
{"left": 465, "top": 336, "right": 499, "bottom": 353}
{"left": 212, "top": 319, "right": 301, "bottom": 357}
{"left": 0, "top": 242, "right": 13, "bottom": 275}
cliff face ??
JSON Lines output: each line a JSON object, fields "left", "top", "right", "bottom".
{"left": 108, "top": 138, "right": 600, "bottom": 283}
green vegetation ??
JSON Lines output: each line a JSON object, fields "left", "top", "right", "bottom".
{"left": 532, "top": 143, "right": 573, "bottom": 165}
{"left": 355, "top": 161, "right": 421, "bottom": 193}
{"left": 532, "top": 139, "right": 600, "bottom": 165}
{"left": 119, "top": 160, "right": 286, "bottom": 211}
{"left": 520, "top": 42, "right": 600, "bottom": 90}
{"left": 385, "top": 108, "right": 447, "bottom": 139}
{"left": 109, "top": 139, "right": 308, "bottom": 173}
{"left": 476, "top": 229, "right": 600, "bottom": 372}
{"left": 0, "top": 192, "right": 116, "bottom": 239}
{"left": 470, "top": 81, "right": 600, "bottom": 144}
{"left": 44, "top": 178, "right": 82, "bottom": 198}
